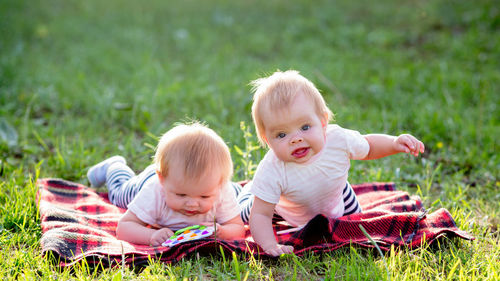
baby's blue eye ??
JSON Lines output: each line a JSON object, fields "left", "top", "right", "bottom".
{"left": 277, "top": 132, "right": 286, "bottom": 139}
{"left": 301, "top": 124, "right": 310, "bottom": 131}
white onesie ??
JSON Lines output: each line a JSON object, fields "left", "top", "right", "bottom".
{"left": 250, "top": 124, "right": 369, "bottom": 227}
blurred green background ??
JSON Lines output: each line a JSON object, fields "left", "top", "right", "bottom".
{"left": 1, "top": 0, "right": 498, "bottom": 214}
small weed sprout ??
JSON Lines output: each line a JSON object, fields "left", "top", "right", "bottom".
{"left": 233, "top": 121, "right": 262, "bottom": 180}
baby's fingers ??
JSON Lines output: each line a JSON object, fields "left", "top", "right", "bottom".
{"left": 151, "top": 229, "right": 174, "bottom": 246}
{"left": 407, "top": 138, "right": 424, "bottom": 156}
{"left": 150, "top": 236, "right": 164, "bottom": 246}
{"left": 397, "top": 134, "right": 424, "bottom": 156}
{"left": 162, "top": 228, "right": 175, "bottom": 238}
{"left": 266, "top": 244, "right": 294, "bottom": 257}
{"left": 418, "top": 140, "right": 425, "bottom": 153}
{"left": 280, "top": 245, "right": 294, "bottom": 254}
{"left": 413, "top": 140, "right": 425, "bottom": 156}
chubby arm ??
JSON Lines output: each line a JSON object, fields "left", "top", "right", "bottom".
{"left": 249, "top": 196, "right": 294, "bottom": 256}
{"left": 116, "top": 210, "right": 174, "bottom": 246}
{"left": 362, "top": 133, "right": 425, "bottom": 160}
{"left": 208, "top": 215, "right": 246, "bottom": 240}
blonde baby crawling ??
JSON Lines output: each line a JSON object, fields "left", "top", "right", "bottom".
{"left": 237, "top": 70, "right": 424, "bottom": 256}
{"left": 87, "top": 122, "right": 245, "bottom": 246}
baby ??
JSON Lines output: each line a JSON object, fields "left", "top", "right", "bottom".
{"left": 237, "top": 70, "right": 425, "bottom": 256}
{"left": 87, "top": 122, "right": 245, "bottom": 246}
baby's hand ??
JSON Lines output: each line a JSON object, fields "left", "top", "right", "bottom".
{"left": 150, "top": 228, "right": 174, "bottom": 246}
{"left": 200, "top": 222, "right": 220, "bottom": 235}
{"left": 263, "top": 243, "right": 294, "bottom": 257}
{"left": 394, "top": 134, "right": 425, "bottom": 156}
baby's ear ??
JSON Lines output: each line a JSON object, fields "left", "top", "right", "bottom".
{"left": 321, "top": 113, "right": 329, "bottom": 127}
{"left": 260, "top": 134, "right": 269, "bottom": 147}
{"left": 263, "top": 134, "right": 268, "bottom": 144}
{"left": 156, "top": 170, "right": 165, "bottom": 184}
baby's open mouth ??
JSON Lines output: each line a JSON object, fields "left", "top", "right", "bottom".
{"left": 292, "top": 147, "right": 310, "bottom": 158}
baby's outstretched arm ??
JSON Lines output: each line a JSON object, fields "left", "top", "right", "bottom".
{"left": 250, "top": 197, "right": 294, "bottom": 257}
{"left": 117, "top": 210, "right": 174, "bottom": 246}
{"left": 201, "top": 215, "right": 245, "bottom": 240}
{"left": 363, "top": 133, "right": 425, "bottom": 160}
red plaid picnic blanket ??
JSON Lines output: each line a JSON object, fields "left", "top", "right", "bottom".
{"left": 37, "top": 178, "right": 473, "bottom": 267}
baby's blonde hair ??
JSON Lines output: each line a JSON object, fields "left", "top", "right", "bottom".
{"left": 250, "top": 70, "right": 333, "bottom": 146}
{"left": 154, "top": 122, "right": 233, "bottom": 185}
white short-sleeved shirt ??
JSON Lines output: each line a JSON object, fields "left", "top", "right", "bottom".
{"left": 127, "top": 176, "right": 240, "bottom": 231}
{"left": 250, "top": 124, "right": 369, "bottom": 227}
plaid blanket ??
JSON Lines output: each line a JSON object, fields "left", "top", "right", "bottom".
{"left": 37, "top": 178, "right": 473, "bottom": 267}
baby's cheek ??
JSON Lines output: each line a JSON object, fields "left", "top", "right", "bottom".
{"left": 165, "top": 197, "right": 181, "bottom": 211}
{"left": 203, "top": 199, "right": 216, "bottom": 213}
{"left": 203, "top": 202, "right": 213, "bottom": 213}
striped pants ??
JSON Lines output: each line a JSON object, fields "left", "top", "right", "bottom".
{"left": 105, "top": 163, "right": 157, "bottom": 209}
{"left": 236, "top": 182, "right": 362, "bottom": 223}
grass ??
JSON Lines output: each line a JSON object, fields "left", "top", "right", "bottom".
{"left": 1, "top": 0, "right": 499, "bottom": 279}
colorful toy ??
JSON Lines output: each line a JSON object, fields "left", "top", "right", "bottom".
{"left": 162, "top": 225, "right": 215, "bottom": 247}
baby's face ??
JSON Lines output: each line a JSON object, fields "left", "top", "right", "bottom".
{"left": 161, "top": 165, "right": 221, "bottom": 216}
{"left": 262, "top": 92, "right": 326, "bottom": 164}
